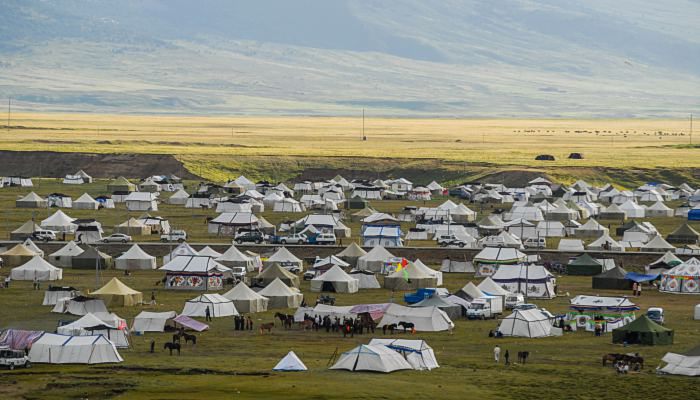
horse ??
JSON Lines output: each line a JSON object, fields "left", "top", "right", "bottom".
{"left": 259, "top": 322, "right": 274, "bottom": 335}
{"left": 518, "top": 351, "right": 530, "bottom": 364}
{"left": 602, "top": 353, "right": 622, "bottom": 367}
{"left": 163, "top": 342, "right": 181, "bottom": 356}
{"left": 182, "top": 333, "right": 197, "bottom": 345}
{"left": 398, "top": 321, "right": 415, "bottom": 333}
{"left": 382, "top": 324, "right": 397, "bottom": 335}
{"left": 299, "top": 319, "right": 314, "bottom": 331}
{"left": 623, "top": 354, "right": 644, "bottom": 370}
{"left": 172, "top": 333, "right": 181, "bottom": 343}
{"left": 275, "top": 312, "right": 293, "bottom": 329}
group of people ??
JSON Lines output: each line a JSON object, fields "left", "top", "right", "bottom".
{"left": 32, "top": 277, "right": 41, "bottom": 290}
{"left": 593, "top": 320, "right": 608, "bottom": 336}
{"left": 494, "top": 346, "right": 529, "bottom": 365}
{"left": 233, "top": 315, "right": 254, "bottom": 331}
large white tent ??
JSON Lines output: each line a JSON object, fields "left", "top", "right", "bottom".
{"left": 330, "top": 344, "right": 412, "bottom": 373}
{"left": 377, "top": 304, "right": 454, "bottom": 332}
{"left": 52, "top": 296, "right": 108, "bottom": 316}
{"left": 491, "top": 264, "right": 556, "bottom": 299}
{"left": 57, "top": 313, "right": 129, "bottom": 347}
{"left": 257, "top": 278, "right": 304, "bottom": 309}
{"left": 11, "top": 256, "right": 63, "bottom": 281}
{"left": 115, "top": 244, "right": 157, "bottom": 270}
{"left": 162, "top": 242, "right": 199, "bottom": 263}
{"left": 182, "top": 294, "right": 238, "bottom": 318}
{"left": 41, "top": 210, "right": 77, "bottom": 233}
{"left": 413, "top": 259, "right": 443, "bottom": 285}
{"left": 659, "top": 258, "right": 700, "bottom": 294}
{"left": 132, "top": 311, "right": 177, "bottom": 333}
{"left": 73, "top": 193, "right": 99, "bottom": 210}
{"left": 264, "top": 247, "right": 303, "bottom": 271}
{"left": 310, "top": 265, "right": 359, "bottom": 293}
{"left": 29, "top": 333, "right": 123, "bottom": 364}
{"left": 497, "top": 309, "right": 554, "bottom": 338}
{"left": 222, "top": 282, "right": 269, "bottom": 313}
{"left": 356, "top": 245, "right": 395, "bottom": 273}
{"left": 216, "top": 245, "right": 257, "bottom": 271}
{"left": 348, "top": 270, "right": 381, "bottom": 289}
{"left": 368, "top": 339, "right": 439, "bottom": 370}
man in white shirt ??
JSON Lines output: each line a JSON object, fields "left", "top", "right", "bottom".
{"left": 494, "top": 345, "right": 501, "bottom": 363}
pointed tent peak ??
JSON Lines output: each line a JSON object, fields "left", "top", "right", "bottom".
{"left": 336, "top": 242, "right": 367, "bottom": 258}
{"left": 217, "top": 245, "right": 252, "bottom": 262}
{"left": 13, "top": 220, "right": 41, "bottom": 234}
{"left": 642, "top": 235, "right": 675, "bottom": 250}
{"left": 313, "top": 265, "right": 354, "bottom": 281}
{"left": 437, "top": 199, "right": 458, "bottom": 210}
{"left": 268, "top": 247, "right": 302, "bottom": 263}
{"left": 460, "top": 282, "right": 485, "bottom": 299}
{"left": 118, "top": 217, "right": 147, "bottom": 227}
{"left": 19, "top": 191, "right": 45, "bottom": 201}
{"left": 92, "top": 277, "right": 141, "bottom": 295}
{"left": 111, "top": 176, "right": 132, "bottom": 184}
{"left": 50, "top": 241, "right": 85, "bottom": 257}
{"left": 477, "top": 277, "right": 510, "bottom": 296}
{"left": 75, "top": 193, "right": 97, "bottom": 202}
{"left": 669, "top": 223, "right": 700, "bottom": 237}
{"left": 273, "top": 351, "right": 308, "bottom": 371}
{"left": 118, "top": 244, "right": 155, "bottom": 260}
{"left": 361, "top": 245, "right": 396, "bottom": 260}
{"left": 223, "top": 281, "right": 267, "bottom": 300}
{"left": 529, "top": 177, "right": 552, "bottom": 185}
{"left": 614, "top": 314, "right": 673, "bottom": 333}
{"left": 594, "top": 265, "right": 628, "bottom": 279}
{"left": 198, "top": 246, "right": 222, "bottom": 258}
{"left": 258, "top": 277, "right": 296, "bottom": 296}
{"left": 2, "top": 243, "right": 39, "bottom": 256}
{"left": 569, "top": 253, "right": 602, "bottom": 266}
{"left": 257, "top": 263, "right": 298, "bottom": 280}
{"left": 650, "top": 251, "right": 682, "bottom": 267}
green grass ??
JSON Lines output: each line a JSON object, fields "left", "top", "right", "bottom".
{"left": 1, "top": 269, "right": 699, "bottom": 400}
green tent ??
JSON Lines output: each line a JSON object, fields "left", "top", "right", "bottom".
{"left": 612, "top": 315, "right": 674, "bottom": 346}
{"left": 667, "top": 223, "right": 700, "bottom": 245}
{"left": 592, "top": 266, "right": 632, "bottom": 290}
{"left": 567, "top": 253, "right": 603, "bottom": 276}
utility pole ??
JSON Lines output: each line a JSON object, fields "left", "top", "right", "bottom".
{"left": 691, "top": 114, "right": 693, "bottom": 145}
{"left": 362, "top": 108, "right": 365, "bottom": 140}
{"left": 7, "top": 96, "right": 10, "bottom": 132}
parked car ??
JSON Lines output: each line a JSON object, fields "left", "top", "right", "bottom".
{"left": 309, "top": 232, "right": 337, "bottom": 245}
{"left": 32, "top": 230, "right": 57, "bottom": 242}
{"left": 505, "top": 293, "right": 525, "bottom": 309}
{"left": 102, "top": 233, "right": 132, "bottom": 243}
{"left": 0, "top": 346, "right": 30, "bottom": 370}
{"left": 512, "top": 303, "right": 538, "bottom": 311}
{"left": 437, "top": 234, "right": 467, "bottom": 247}
{"left": 523, "top": 237, "right": 546, "bottom": 249}
{"left": 647, "top": 307, "right": 665, "bottom": 324}
{"left": 161, "top": 230, "right": 187, "bottom": 243}
{"left": 234, "top": 230, "right": 266, "bottom": 244}
{"left": 230, "top": 266, "right": 247, "bottom": 281}
{"left": 279, "top": 233, "right": 307, "bottom": 245}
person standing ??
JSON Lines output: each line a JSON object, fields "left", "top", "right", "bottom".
{"left": 637, "top": 283, "right": 642, "bottom": 297}
{"left": 150, "top": 291, "right": 157, "bottom": 305}
{"left": 205, "top": 306, "right": 212, "bottom": 322}
{"left": 149, "top": 339, "right": 155, "bottom": 353}
{"left": 631, "top": 282, "right": 638, "bottom": 297}
{"left": 494, "top": 345, "right": 501, "bottom": 363}
{"left": 504, "top": 350, "right": 510, "bottom": 365}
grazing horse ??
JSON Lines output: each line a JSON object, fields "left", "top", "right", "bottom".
{"left": 602, "top": 353, "right": 622, "bottom": 367}
{"left": 275, "top": 313, "right": 293, "bottom": 329}
{"left": 382, "top": 324, "right": 397, "bottom": 335}
{"left": 163, "top": 342, "right": 181, "bottom": 356}
{"left": 259, "top": 322, "right": 274, "bottom": 335}
{"left": 298, "top": 319, "right": 315, "bottom": 331}
{"left": 182, "top": 333, "right": 197, "bottom": 345}
{"left": 398, "top": 321, "right": 415, "bottom": 333}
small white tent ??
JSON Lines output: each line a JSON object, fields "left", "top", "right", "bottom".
{"left": 660, "top": 346, "right": 700, "bottom": 376}
{"left": 310, "top": 265, "right": 359, "bottom": 293}
{"left": 368, "top": 339, "right": 439, "bottom": 370}
{"left": 10, "top": 256, "right": 63, "bottom": 281}
{"left": 73, "top": 193, "right": 99, "bottom": 210}
{"left": 497, "top": 309, "right": 554, "bottom": 338}
{"left": 56, "top": 313, "right": 129, "bottom": 348}
{"left": 49, "top": 241, "right": 84, "bottom": 267}
{"left": 258, "top": 278, "right": 304, "bottom": 309}
{"left": 29, "top": 333, "right": 123, "bottom": 364}
{"left": 115, "top": 244, "right": 157, "bottom": 270}
{"left": 273, "top": 351, "right": 308, "bottom": 371}
{"left": 222, "top": 282, "right": 269, "bottom": 313}
{"left": 132, "top": 311, "right": 177, "bottom": 333}
{"left": 377, "top": 304, "right": 454, "bottom": 332}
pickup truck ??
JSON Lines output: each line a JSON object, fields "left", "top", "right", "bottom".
{"left": 437, "top": 234, "right": 468, "bottom": 248}
{"left": 161, "top": 230, "right": 187, "bottom": 243}
{"left": 467, "top": 297, "right": 503, "bottom": 319}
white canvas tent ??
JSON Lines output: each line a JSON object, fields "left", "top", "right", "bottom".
{"left": 356, "top": 245, "right": 395, "bottom": 273}
{"left": 57, "top": 313, "right": 129, "bottom": 348}
{"left": 491, "top": 264, "right": 556, "bottom": 299}
{"left": 264, "top": 247, "right": 303, "bottom": 272}
{"left": 41, "top": 210, "right": 77, "bottom": 233}
{"left": 368, "top": 339, "right": 439, "bottom": 370}
{"left": 182, "top": 294, "right": 238, "bottom": 318}
{"left": 348, "top": 270, "right": 381, "bottom": 289}
{"left": 42, "top": 287, "right": 79, "bottom": 306}
{"left": 52, "top": 296, "right": 108, "bottom": 316}
{"left": 273, "top": 351, "right": 308, "bottom": 371}
{"left": 330, "top": 344, "right": 412, "bottom": 373}
{"left": 412, "top": 259, "right": 443, "bottom": 285}
{"left": 660, "top": 346, "right": 700, "bottom": 376}
{"left": 73, "top": 193, "right": 99, "bottom": 210}
{"left": 497, "top": 309, "right": 554, "bottom": 338}
{"left": 222, "top": 282, "right": 269, "bottom": 313}
{"left": 132, "top": 311, "right": 177, "bottom": 333}
{"left": 216, "top": 245, "right": 257, "bottom": 271}
{"left": 115, "top": 244, "right": 157, "bottom": 270}
{"left": 257, "top": 278, "right": 304, "bottom": 309}
{"left": 10, "top": 256, "right": 63, "bottom": 281}
{"left": 163, "top": 242, "right": 199, "bottom": 263}
{"left": 49, "top": 241, "right": 84, "bottom": 267}
{"left": 29, "top": 333, "right": 123, "bottom": 364}
{"left": 310, "top": 265, "right": 359, "bottom": 293}
{"left": 439, "top": 258, "right": 475, "bottom": 273}
{"left": 558, "top": 239, "right": 585, "bottom": 252}
{"left": 198, "top": 246, "right": 222, "bottom": 258}
{"left": 377, "top": 304, "right": 454, "bottom": 332}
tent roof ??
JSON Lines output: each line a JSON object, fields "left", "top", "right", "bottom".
{"left": 613, "top": 314, "right": 673, "bottom": 333}
{"left": 477, "top": 277, "right": 510, "bottom": 296}
{"left": 50, "top": 241, "right": 85, "bottom": 257}
{"left": 474, "top": 247, "right": 526, "bottom": 264}
{"left": 60, "top": 313, "right": 116, "bottom": 330}
{"left": 258, "top": 278, "right": 298, "bottom": 296}
{"left": 223, "top": 282, "right": 268, "bottom": 301}
{"left": 669, "top": 223, "right": 700, "bottom": 238}
{"left": 256, "top": 263, "right": 299, "bottom": 280}
{"left": 594, "top": 265, "right": 629, "bottom": 279}
{"left": 12, "top": 220, "right": 41, "bottom": 234}
{"left": 663, "top": 258, "right": 700, "bottom": 277}
{"left": 569, "top": 253, "right": 602, "bottom": 267}
{"left": 267, "top": 247, "right": 302, "bottom": 263}
{"left": 13, "top": 255, "right": 61, "bottom": 273}
{"left": 313, "top": 265, "right": 357, "bottom": 282}
{"left": 336, "top": 242, "right": 367, "bottom": 258}
{"left": 410, "top": 295, "right": 456, "bottom": 308}
{"left": 160, "top": 256, "right": 230, "bottom": 273}
{"left": 459, "top": 282, "right": 485, "bottom": 299}
{"left": 117, "top": 244, "right": 155, "bottom": 260}
{"left": 2, "top": 243, "right": 39, "bottom": 256}
{"left": 198, "top": 246, "right": 222, "bottom": 258}
{"left": 216, "top": 245, "right": 253, "bottom": 262}
{"left": 41, "top": 210, "right": 75, "bottom": 226}
{"left": 273, "top": 351, "right": 308, "bottom": 371}
{"left": 359, "top": 245, "right": 395, "bottom": 261}
{"left": 642, "top": 235, "right": 675, "bottom": 250}
{"left": 117, "top": 218, "right": 147, "bottom": 228}
{"left": 649, "top": 251, "right": 682, "bottom": 267}
{"left": 75, "top": 193, "right": 97, "bottom": 203}
{"left": 92, "top": 277, "right": 141, "bottom": 296}
{"left": 187, "top": 293, "right": 233, "bottom": 304}
{"left": 387, "top": 262, "right": 432, "bottom": 279}
{"left": 18, "top": 192, "right": 45, "bottom": 202}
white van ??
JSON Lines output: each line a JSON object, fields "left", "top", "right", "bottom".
{"left": 523, "top": 237, "right": 546, "bottom": 249}
{"left": 505, "top": 293, "right": 525, "bottom": 309}
{"left": 32, "top": 230, "right": 57, "bottom": 242}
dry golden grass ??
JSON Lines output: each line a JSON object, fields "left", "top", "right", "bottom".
{"left": 3, "top": 113, "right": 697, "bottom": 172}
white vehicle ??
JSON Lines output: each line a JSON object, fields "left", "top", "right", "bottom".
{"left": 523, "top": 237, "right": 546, "bottom": 249}
{"left": 467, "top": 297, "right": 503, "bottom": 319}
{"left": 161, "top": 230, "right": 187, "bottom": 243}
{"left": 230, "top": 266, "right": 247, "bottom": 281}
{"left": 102, "top": 233, "right": 132, "bottom": 243}
{"left": 505, "top": 293, "right": 525, "bottom": 309}
{"left": 312, "top": 233, "right": 337, "bottom": 245}
{"left": 280, "top": 233, "right": 307, "bottom": 245}
{"left": 0, "top": 346, "right": 30, "bottom": 370}
{"left": 647, "top": 307, "right": 665, "bottom": 325}
{"left": 437, "top": 234, "right": 468, "bottom": 247}
{"left": 32, "top": 230, "right": 57, "bottom": 242}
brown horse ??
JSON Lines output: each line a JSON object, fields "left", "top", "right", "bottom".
{"left": 275, "top": 312, "right": 293, "bottom": 329}
{"left": 259, "top": 322, "right": 274, "bottom": 335}
{"left": 299, "top": 319, "right": 314, "bottom": 331}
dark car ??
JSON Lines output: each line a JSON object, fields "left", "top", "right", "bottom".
{"left": 234, "top": 230, "right": 266, "bottom": 244}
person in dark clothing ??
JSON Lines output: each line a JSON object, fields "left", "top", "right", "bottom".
{"left": 205, "top": 306, "right": 212, "bottom": 322}
{"left": 504, "top": 350, "right": 510, "bottom": 365}
{"left": 150, "top": 339, "right": 155, "bottom": 353}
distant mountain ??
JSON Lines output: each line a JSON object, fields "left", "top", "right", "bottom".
{"left": 1, "top": 0, "right": 698, "bottom": 117}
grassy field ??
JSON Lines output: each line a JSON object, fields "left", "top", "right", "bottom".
{"left": 1, "top": 268, "right": 699, "bottom": 400}
{"left": 2, "top": 113, "right": 698, "bottom": 183}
